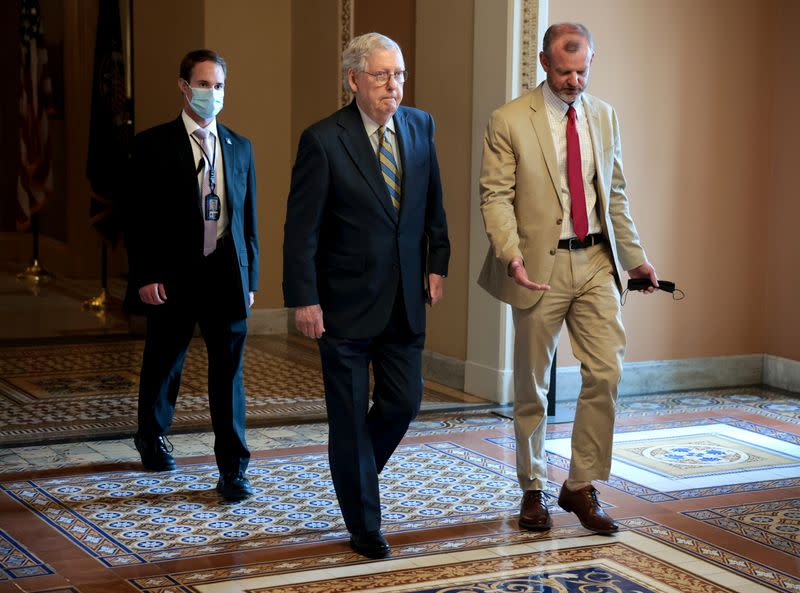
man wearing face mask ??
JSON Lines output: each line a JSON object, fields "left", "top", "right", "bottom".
{"left": 479, "top": 24, "right": 659, "bottom": 534}
{"left": 125, "top": 49, "right": 259, "bottom": 501}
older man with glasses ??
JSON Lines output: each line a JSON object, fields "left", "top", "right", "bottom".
{"left": 282, "top": 32, "right": 450, "bottom": 559}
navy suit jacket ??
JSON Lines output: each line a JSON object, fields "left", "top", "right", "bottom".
{"left": 126, "top": 115, "right": 259, "bottom": 319}
{"left": 283, "top": 100, "right": 450, "bottom": 339}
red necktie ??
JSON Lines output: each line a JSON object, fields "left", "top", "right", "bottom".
{"left": 566, "top": 106, "right": 588, "bottom": 241}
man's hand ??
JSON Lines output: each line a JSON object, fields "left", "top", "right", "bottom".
{"left": 139, "top": 283, "right": 167, "bottom": 305}
{"left": 508, "top": 258, "right": 550, "bottom": 291}
{"left": 294, "top": 304, "right": 325, "bottom": 339}
{"left": 249, "top": 292, "right": 255, "bottom": 308}
{"left": 627, "top": 262, "right": 659, "bottom": 293}
{"left": 427, "top": 273, "right": 444, "bottom": 306}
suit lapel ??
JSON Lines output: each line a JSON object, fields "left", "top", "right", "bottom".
{"left": 528, "top": 86, "right": 560, "bottom": 201}
{"left": 337, "top": 101, "right": 399, "bottom": 224}
{"left": 171, "top": 116, "right": 202, "bottom": 206}
{"left": 582, "top": 96, "right": 608, "bottom": 215}
{"left": 393, "top": 108, "right": 410, "bottom": 220}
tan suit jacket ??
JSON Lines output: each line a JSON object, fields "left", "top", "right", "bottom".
{"left": 478, "top": 83, "right": 646, "bottom": 309}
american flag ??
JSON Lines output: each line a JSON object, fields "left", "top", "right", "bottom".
{"left": 16, "top": 0, "right": 54, "bottom": 231}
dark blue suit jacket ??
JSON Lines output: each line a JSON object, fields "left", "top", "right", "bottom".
{"left": 126, "top": 116, "right": 259, "bottom": 319}
{"left": 283, "top": 100, "right": 450, "bottom": 339}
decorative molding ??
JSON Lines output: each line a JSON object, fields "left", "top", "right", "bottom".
{"left": 519, "top": 0, "right": 538, "bottom": 92}
{"left": 337, "top": 0, "right": 354, "bottom": 108}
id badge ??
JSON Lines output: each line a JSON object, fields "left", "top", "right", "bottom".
{"left": 205, "top": 193, "right": 221, "bottom": 221}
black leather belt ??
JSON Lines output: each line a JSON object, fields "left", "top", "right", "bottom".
{"left": 557, "top": 233, "right": 604, "bottom": 250}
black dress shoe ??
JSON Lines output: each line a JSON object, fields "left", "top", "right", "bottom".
{"left": 216, "top": 472, "right": 253, "bottom": 501}
{"left": 349, "top": 530, "right": 390, "bottom": 559}
{"left": 134, "top": 434, "right": 176, "bottom": 471}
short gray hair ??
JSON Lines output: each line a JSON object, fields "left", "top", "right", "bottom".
{"left": 342, "top": 32, "right": 403, "bottom": 95}
{"left": 542, "top": 23, "right": 594, "bottom": 58}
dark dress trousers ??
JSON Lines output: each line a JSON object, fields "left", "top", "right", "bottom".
{"left": 283, "top": 100, "right": 449, "bottom": 534}
{"left": 126, "top": 115, "right": 259, "bottom": 475}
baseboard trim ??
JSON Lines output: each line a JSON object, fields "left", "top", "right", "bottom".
{"left": 448, "top": 353, "right": 798, "bottom": 402}
{"left": 422, "top": 350, "right": 465, "bottom": 391}
{"left": 247, "top": 308, "right": 289, "bottom": 335}
{"left": 463, "top": 359, "right": 514, "bottom": 404}
{"left": 763, "top": 354, "right": 800, "bottom": 393}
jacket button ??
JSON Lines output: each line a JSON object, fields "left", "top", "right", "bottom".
{"left": 549, "top": 249, "right": 556, "bottom": 255}
{"left": 556, "top": 218, "right": 563, "bottom": 225}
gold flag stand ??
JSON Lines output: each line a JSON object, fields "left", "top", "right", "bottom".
{"left": 17, "top": 258, "right": 54, "bottom": 283}
{"left": 18, "top": 216, "right": 54, "bottom": 285}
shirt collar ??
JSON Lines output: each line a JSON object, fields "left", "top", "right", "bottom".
{"left": 182, "top": 109, "right": 219, "bottom": 138}
{"left": 542, "top": 82, "right": 585, "bottom": 120}
{"left": 356, "top": 103, "right": 396, "bottom": 138}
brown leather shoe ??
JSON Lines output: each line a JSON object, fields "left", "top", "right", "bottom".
{"left": 519, "top": 489, "right": 552, "bottom": 531}
{"left": 557, "top": 484, "right": 618, "bottom": 535}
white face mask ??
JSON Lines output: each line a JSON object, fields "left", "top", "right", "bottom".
{"left": 184, "top": 82, "right": 224, "bottom": 119}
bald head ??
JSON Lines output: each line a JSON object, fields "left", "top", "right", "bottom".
{"left": 542, "top": 23, "right": 594, "bottom": 60}
{"left": 539, "top": 23, "right": 595, "bottom": 104}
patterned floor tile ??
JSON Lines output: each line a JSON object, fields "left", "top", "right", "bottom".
{"left": 487, "top": 416, "right": 800, "bottom": 500}
{"left": 683, "top": 498, "right": 800, "bottom": 556}
{"left": 633, "top": 522, "right": 798, "bottom": 592}
{"left": 0, "top": 443, "right": 531, "bottom": 567}
{"left": 0, "top": 529, "right": 52, "bottom": 580}
{"left": 0, "top": 336, "right": 485, "bottom": 447}
{"left": 187, "top": 533, "right": 771, "bottom": 593}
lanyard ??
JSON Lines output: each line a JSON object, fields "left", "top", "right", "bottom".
{"left": 191, "top": 133, "right": 217, "bottom": 193}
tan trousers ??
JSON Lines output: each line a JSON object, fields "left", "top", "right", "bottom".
{"left": 512, "top": 242, "right": 625, "bottom": 491}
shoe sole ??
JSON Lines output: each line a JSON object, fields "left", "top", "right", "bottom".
{"left": 558, "top": 501, "right": 618, "bottom": 535}
{"left": 349, "top": 540, "right": 390, "bottom": 559}
{"left": 216, "top": 488, "right": 252, "bottom": 502}
{"left": 518, "top": 517, "right": 552, "bottom": 531}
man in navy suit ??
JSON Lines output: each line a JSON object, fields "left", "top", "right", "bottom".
{"left": 126, "top": 49, "right": 259, "bottom": 501}
{"left": 283, "top": 33, "right": 450, "bottom": 558}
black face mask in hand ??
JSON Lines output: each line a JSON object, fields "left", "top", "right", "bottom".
{"left": 621, "top": 278, "right": 685, "bottom": 305}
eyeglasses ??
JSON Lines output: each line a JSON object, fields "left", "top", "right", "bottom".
{"left": 363, "top": 70, "right": 408, "bottom": 85}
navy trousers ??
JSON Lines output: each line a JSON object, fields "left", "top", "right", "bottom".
{"left": 318, "top": 290, "right": 425, "bottom": 534}
{"left": 137, "top": 236, "right": 250, "bottom": 475}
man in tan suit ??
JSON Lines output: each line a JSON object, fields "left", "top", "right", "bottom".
{"left": 478, "top": 23, "right": 658, "bottom": 534}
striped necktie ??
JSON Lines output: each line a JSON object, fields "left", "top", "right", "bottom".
{"left": 377, "top": 125, "right": 401, "bottom": 210}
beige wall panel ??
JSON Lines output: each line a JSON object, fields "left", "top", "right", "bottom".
{"left": 415, "top": 0, "right": 474, "bottom": 360}
{"left": 355, "top": 0, "right": 416, "bottom": 106}
{"left": 765, "top": 0, "right": 800, "bottom": 360}
{"left": 204, "top": 0, "right": 292, "bottom": 308}
{"left": 291, "top": 0, "right": 340, "bottom": 155}
{"left": 549, "top": 0, "right": 771, "bottom": 364}
{"left": 133, "top": 0, "right": 203, "bottom": 133}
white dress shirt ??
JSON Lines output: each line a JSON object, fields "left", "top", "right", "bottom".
{"left": 182, "top": 110, "right": 228, "bottom": 238}
{"left": 542, "top": 83, "right": 601, "bottom": 240}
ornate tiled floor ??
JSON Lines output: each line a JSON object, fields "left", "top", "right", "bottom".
{"left": 0, "top": 336, "right": 486, "bottom": 447}
{"left": 1, "top": 387, "right": 798, "bottom": 593}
